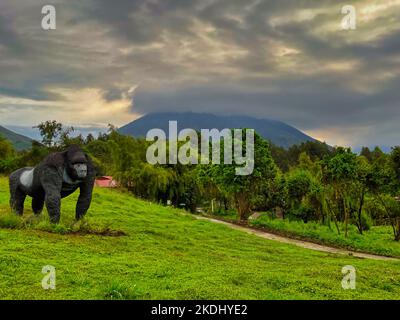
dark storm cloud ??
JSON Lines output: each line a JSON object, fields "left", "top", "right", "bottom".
{"left": 132, "top": 76, "right": 400, "bottom": 130}
{"left": 0, "top": 0, "right": 399, "bottom": 146}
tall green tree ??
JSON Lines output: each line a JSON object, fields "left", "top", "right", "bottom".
{"left": 206, "top": 132, "right": 278, "bottom": 221}
{"left": 321, "top": 148, "right": 358, "bottom": 237}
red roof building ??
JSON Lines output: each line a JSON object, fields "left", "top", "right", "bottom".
{"left": 95, "top": 176, "right": 117, "bottom": 188}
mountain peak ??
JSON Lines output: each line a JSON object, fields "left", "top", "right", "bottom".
{"left": 119, "top": 112, "right": 315, "bottom": 148}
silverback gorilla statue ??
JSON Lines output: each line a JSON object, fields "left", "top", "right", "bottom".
{"left": 9, "top": 145, "right": 95, "bottom": 223}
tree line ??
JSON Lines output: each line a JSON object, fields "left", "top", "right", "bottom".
{"left": 0, "top": 120, "right": 399, "bottom": 241}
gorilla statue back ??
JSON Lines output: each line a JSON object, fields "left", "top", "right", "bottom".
{"left": 9, "top": 145, "right": 95, "bottom": 223}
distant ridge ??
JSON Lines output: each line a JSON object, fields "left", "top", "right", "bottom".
{"left": 119, "top": 112, "right": 315, "bottom": 148}
{"left": 0, "top": 126, "right": 32, "bottom": 151}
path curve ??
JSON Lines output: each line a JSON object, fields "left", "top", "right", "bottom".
{"left": 195, "top": 216, "right": 399, "bottom": 261}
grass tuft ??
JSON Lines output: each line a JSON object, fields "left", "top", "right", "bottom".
{"left": 103, "top": 281, "right": 145, "bottom": 300}
{"left": 0, "top": 213, "right": 22, "bottom": 229}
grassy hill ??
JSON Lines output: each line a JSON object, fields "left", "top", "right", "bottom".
{"left": 0, "top": 176, "right": 398, "bottom": 300}
{"left": 0, "top": 126, "right": 32, "bottom": 151}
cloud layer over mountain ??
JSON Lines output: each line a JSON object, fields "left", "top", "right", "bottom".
{"left": 0, "top": 0, "right": 399, "bottom": 147}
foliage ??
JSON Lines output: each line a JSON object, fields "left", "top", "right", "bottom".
{"left": 1, "top": 121, "right": 400, "bottom": 241}
{"left": 270, "top": 140, "right": 333, "bottom": 172}
{"left": 250, "top": 213, "right": 400, "bottom": 257}
{"left": 375, "top": 194, "right": 400, "bottom": 241}
{"left": 34, "top": 120, "right": 63, "bottom": 147}
{"left": 287, "top": 170, "right": 313, "bottom": 205}
{"left": 199, "top": 132, "right": 277, "bottom": 220}
{"left": 0, "top": 136, "right": 14, "bottom": 160}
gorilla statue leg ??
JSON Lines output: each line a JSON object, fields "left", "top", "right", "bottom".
{"left": 32, "top": 197, "right": 45, "bottom": 215}
{"left": 10, "top": 187, "right": 27, "bottom": 216}
{"left": 41, "top": 168, "right": 62, "bottom": 224}
{"left": 9, "top": 172, "right": 27, "bottom": 215}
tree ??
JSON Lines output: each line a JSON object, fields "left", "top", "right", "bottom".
{"left": 58, "top": 126, "right": 82, "bottom": 148}
{"left": 287, "top": 140, "right": 333, "bottom": 166}
{"left": 366, "top": 146, "right": 400, "bottom": 240}
{"left": 371, "top": 146, "right": 385, "bottom": 163}
{"left": 197, "top": 164, "right": 231, "bottom": 214}
{"left": 321, "top": 148, "right": 358, "bottom": 237}
{"left": 34, "top": 120, "right": 63, "bottom": 148}
{"left": 286, "top": 169, "right": 313, "bottom": 221}
{"left": 390, "top": 146, "right": 400, "bottom": 183}
{"left": 287, "top": 170, "right": 312, "bottom": 207}
{"left": 360, "top": 146, "right": 373, "bottom": 162}
{"left": 347, "top": 156, "right": 372, "bottom": 234}
{"left": 85, "top": 133, "right": 95, "bottom": 144}
{"left": 376, "top": 195, "right": 400, "bottom": 241}
{"left": 264, "top": 172, "right": 288, "bottom": 218}
{"left": 207, "top": 132, "right": 278, "bottom": 221}
{"left": 269, "top": 142, "right": 290, "bottom": 172}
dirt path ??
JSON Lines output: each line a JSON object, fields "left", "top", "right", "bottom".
{"left": 195, "top": 216, "right": 399, "bottom": 261}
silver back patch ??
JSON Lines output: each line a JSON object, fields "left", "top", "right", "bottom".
{"left": 20, "top": 168, "right": 34, "bottom": 189}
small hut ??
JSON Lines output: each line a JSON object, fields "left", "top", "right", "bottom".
{"left": 95, "top": 176, "right": 117, "bottom": 188}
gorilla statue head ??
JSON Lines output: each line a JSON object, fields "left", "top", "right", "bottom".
{"left": 66, "top": 145, "right": 88, "bottom": 180}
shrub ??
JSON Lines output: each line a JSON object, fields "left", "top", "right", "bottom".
{"left": 364, "top": 198, "right": 386, "bottom": 224}
{"left": 290, "top": 201, "right": 315, "bottom": 223}
{"left": 287, "top": 170, "right": 312, "bottom": 204}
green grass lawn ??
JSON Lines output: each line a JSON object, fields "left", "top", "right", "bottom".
{"left": 249, "top": 214, "right": 400, "bottom": 258}
{"left": 0, "top": 176, "right": 399, "bottom": 300}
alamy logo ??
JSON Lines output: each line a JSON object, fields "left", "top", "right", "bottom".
{"left": 146, "top": 121, "right": 254, "bottom": 175}
{"left": 341, "top": 5, "right": 356, "bottom": 30}
{"left": 42, "top": 265, "right": 56, "bottom": 290}
{"left": 341, "top": 265, "right": 356, "bottom": 289}
{"left": 41, "top": 5, "right": 56, "bottom": 30}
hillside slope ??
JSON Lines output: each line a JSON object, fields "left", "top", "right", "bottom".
{"left": 0, "top": 177, "right": 399, "bottom": 300}
{"left": 0, "top": 126, "right": 32, "bottom": 151}
{"left": 119, "top": 112, "right": 315, "bottom": 148}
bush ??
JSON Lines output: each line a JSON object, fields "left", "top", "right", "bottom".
{"left": 289, "top": 202, "right": 314, "bottom": 222}
{"left": 287, "top": 170, "right": 312, "bottom": 204}
{"left": 364, "top": 198, "right": 386, "bottom": 225}
{"left": 0, "top": 157, "right": 20, "bottom": 174}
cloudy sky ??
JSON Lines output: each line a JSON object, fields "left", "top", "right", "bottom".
{"left": 0, "top": 0, "right": 399, "bottom": 148}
